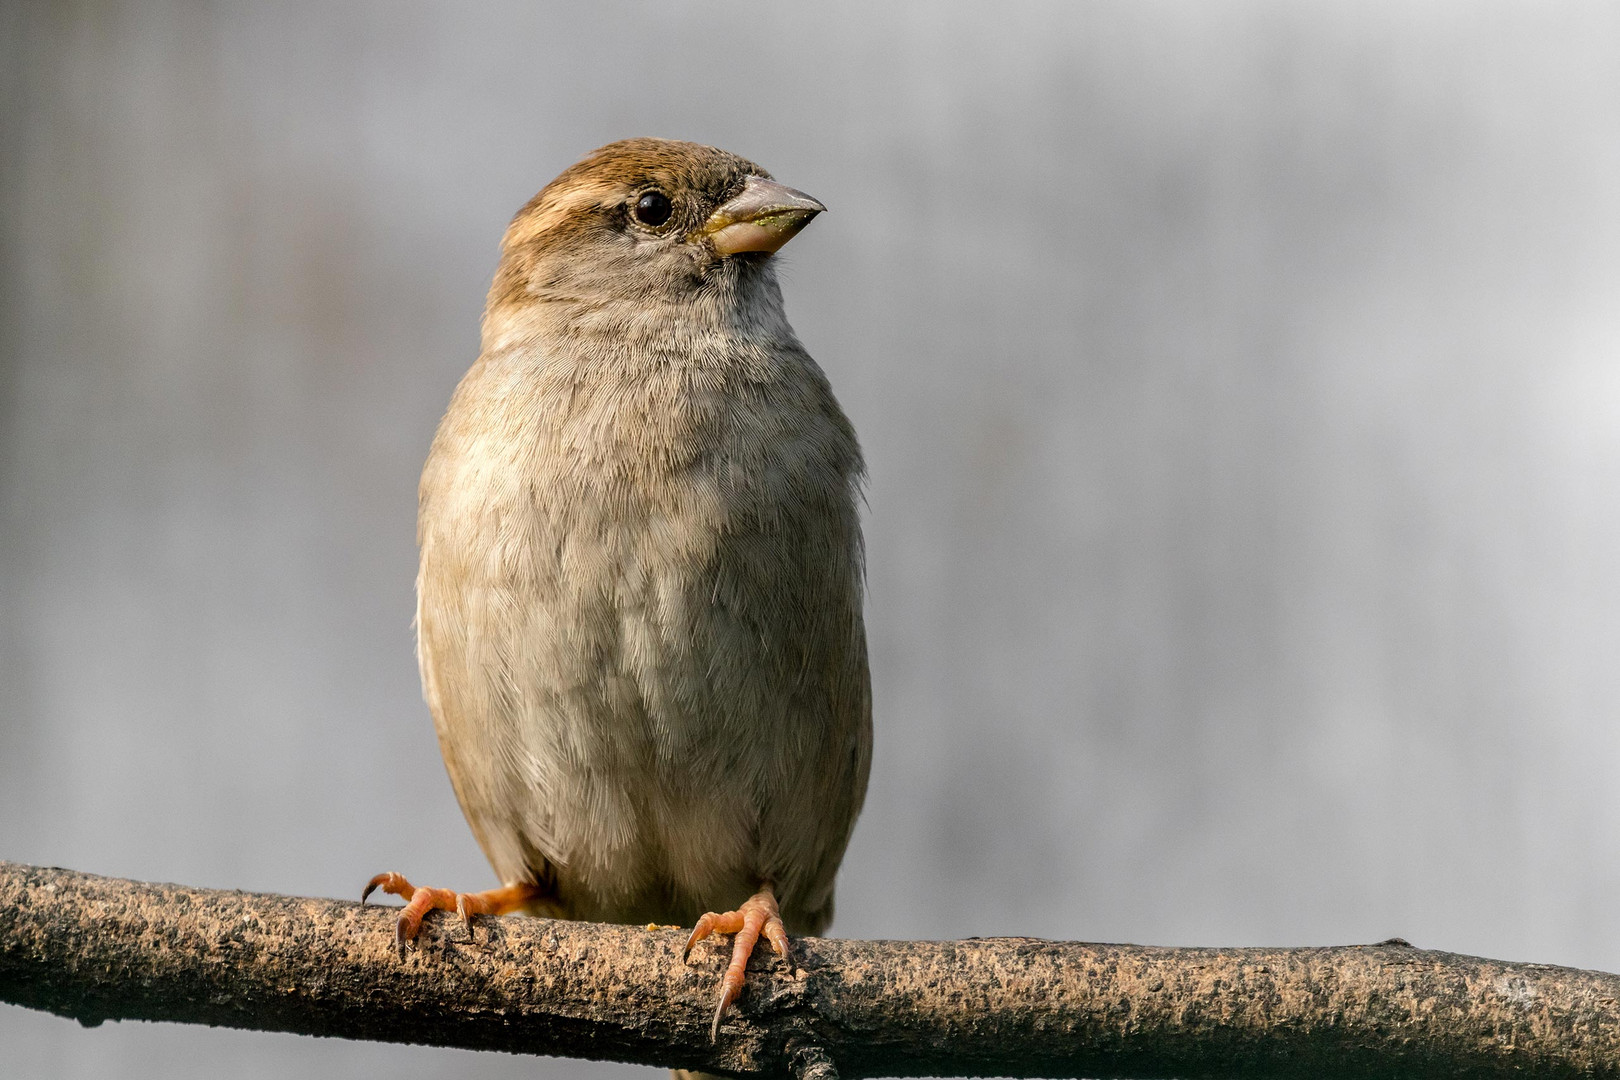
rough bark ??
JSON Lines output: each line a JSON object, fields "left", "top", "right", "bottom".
{"left": 2, "top": 861, "right": 1618, "bottom": 1078}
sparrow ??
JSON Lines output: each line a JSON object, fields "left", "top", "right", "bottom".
{"left": 364, "top": 138, "right": 872, "bottom": 1046}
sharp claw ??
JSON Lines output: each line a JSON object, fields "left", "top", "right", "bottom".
{"left": 363, "top": 871, "right": 390, "bottom": 904}
{"left": 364, "top": 871, "right": 404, "bottom": 905}
{"left": 682, "top": 917, "right": 711, "bottom": 963}
{"left": 710, "top": 989, "right": 728, "bottom": 1043}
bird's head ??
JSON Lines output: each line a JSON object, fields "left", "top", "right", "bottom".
{"left": 484, "top": 138, "right": 825, "bottom": 351}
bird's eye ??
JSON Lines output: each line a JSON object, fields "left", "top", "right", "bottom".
{"left": 632, "top": 190, "right": 673, "bottom": 228}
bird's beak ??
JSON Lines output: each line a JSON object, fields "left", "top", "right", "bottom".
{"left": 700, "top": 176, "right": 826, "bottom": 255}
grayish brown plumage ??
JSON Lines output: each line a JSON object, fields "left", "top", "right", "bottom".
{"left": 378, "top": 140, "right": 870, "bottom": 1048}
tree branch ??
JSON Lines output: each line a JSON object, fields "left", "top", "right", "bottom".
{"left": 2, "top": 861, "right": 1618, "bottom": 1078}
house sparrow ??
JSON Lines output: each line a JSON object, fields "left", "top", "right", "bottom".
{"left": 364, "top": 138, "right": 871, "bottom": 1044}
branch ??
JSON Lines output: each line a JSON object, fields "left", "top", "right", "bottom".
{"left": 2, "top": 862, "right": 1618, "bottom": 1078}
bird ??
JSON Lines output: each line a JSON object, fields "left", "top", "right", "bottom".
{"left": 363, "top": 138, "right": 872, "bottom": 1048}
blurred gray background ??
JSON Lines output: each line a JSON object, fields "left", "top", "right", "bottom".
{"left": 4, "top": 1, "right": 1620, "bottom": 1076}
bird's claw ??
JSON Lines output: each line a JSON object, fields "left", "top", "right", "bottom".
{"left": 361, "top": 872, "right": 543, "bottom": 949}
{"left": 683, "top": 887, "right": 790, "bottom": 1041}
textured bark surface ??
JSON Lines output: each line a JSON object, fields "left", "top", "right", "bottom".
{"left": 3, "top": 861, "right": 1620, "bottom": 1078}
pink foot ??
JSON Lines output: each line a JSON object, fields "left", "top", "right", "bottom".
{"left": 683, "top": 886, "right": 791, "bottom": 1040}
{"left": 362, "top": 871, "right": 541, "bottom": 947}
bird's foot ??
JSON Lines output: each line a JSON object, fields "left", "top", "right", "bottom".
{"left": 362, "top": 871, "right": 541, "bottom": 948}
{"left": 682, "top": 886, "right": 791, "bottom": 1041}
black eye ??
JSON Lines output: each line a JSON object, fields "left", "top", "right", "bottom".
{"left": 632, "top": 190, "right": 672, "bottom": 227}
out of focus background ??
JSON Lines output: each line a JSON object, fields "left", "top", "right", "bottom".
{"left": 4, "top": 2, "right": 1620, "bottom": 1076}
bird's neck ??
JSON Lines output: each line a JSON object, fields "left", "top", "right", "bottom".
{"left": 480, "top": 273, "right": 797, "bottom": 366}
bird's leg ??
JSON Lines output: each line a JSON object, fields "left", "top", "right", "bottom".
{"left": 362, "top": 871, "right": 543, "bottom": 947}
{"left": 682, "top": 885, "right": 791, "bottom": 1041}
